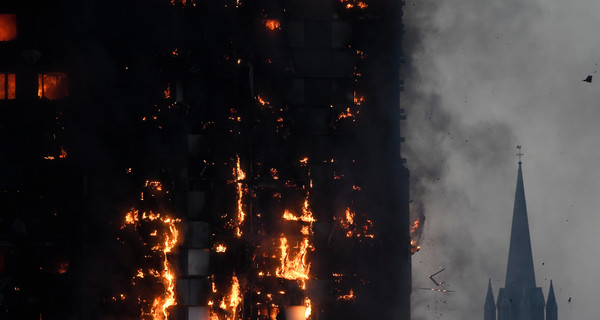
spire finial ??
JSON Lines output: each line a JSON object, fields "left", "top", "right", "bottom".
{"left": 516, "top": 145, "right": 524, "bottom": 164}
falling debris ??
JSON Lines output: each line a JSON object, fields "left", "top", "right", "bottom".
{"left": 583, "top": 75, "right": 592, "bottom": 83}
{"left": 429, "top": 268, "right": 446, "bottom": 286}
{"left": 416, "top": 287, "right": 454, "bottom": 293}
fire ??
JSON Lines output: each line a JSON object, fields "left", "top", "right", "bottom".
{"left": 121, "top": 182, "right": 181, "bottom": 320}
{"left": 57, "top": 261, "right": 69, "bottom": 274}
{"left": 304, "top": 298, "right": 311, "bottom": 319}
{"left": 337, "top": 289, "right": 355, "bottom": 301}
{"left": 340, "top": 0, "right": 368, "bottom": 9}
{"left": 0, "top": 73, "right": 16, "bottom": 99}
{"left": 410, "top": 219, "right": 421, "bottom": 234}
{"left": 0, "top": 14, "right": 17, "bottom": 41}
{"left": 38, "top": 73, "right": 68, "bottom": 100}
{"left": 299, "top": 157, "right": 309, "bottom": 165}
{"left": 234, "top": 155, "right": 246, "bottom": 237}
{"left": 410, "top": 218, "right": 423, "bottom": 255}
{"left": 282, "top": 209, "right": 315, "bottom": 224}
{"left": 344, "top": 207, "right": 354, "bottom": 226}
{"left": 270, "top": 168, "right": 279, "bottom": 180}
{"left": 59, "top": 147, "right": 67, "bottom": 159}
{"left": 337, "top": 107, "right": 358, "bottom": 121}
{"left": 275, "top": 236, "right": 311, "bottom": 283}
{"left": 218, "top": 276, "right": 243, "bottom": 320}
{"left": 337, "top": 207, "right": 374, "bottom": 239}
{"left": 352, "top": 185, "right": 361, "bottom": 191}
{"left": 214, "top": 243, "right": 227, "bottom": 253}
{"left": 171, "top": 0, "right": 197, "bottom": 6}
{"left": 257, "top": 94, "right": 270, "bottom": 108}
{"left": 145, "top": 180, "right": 163, "bottom": 191}
{"left": 410, "top": 240, "right": 421, "bottom": 255}
{"left": 265, "top": 19, "right": 281, "bottom": 31}
{"left": 164, "top": 84, "right": 171, "bottom": 99}
{"left": 353, "top": 92, "right": 364, "bottom": 106}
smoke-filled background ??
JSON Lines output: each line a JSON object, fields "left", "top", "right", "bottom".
{"left": 404, "top": 0, "right": 600, "bottom": 319}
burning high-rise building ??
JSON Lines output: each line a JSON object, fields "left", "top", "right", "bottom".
{"left": 0, "top": 0, "right": 410, "bottom": 319}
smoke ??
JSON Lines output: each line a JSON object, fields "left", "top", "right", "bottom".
{"left": 401, "top": 0, "right": 542, "bottom": 318}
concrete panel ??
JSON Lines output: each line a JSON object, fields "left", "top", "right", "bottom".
{"left": 187, "top": 191, "right": 206, "bottom": 219}
{"left": 187, "top": 221, "right": 210, "bottom": 248}
{"left": 188, "top": 306, "right": 210, "bottom": 320}
{"left": 187, "top": 248, "right": 210, "bottom": 276}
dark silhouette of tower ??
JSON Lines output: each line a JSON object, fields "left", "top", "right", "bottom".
{"left": 485, "top": 279, "right": 497, "bottom": 320}
{"left": 546, "top": 281, "right": 557, "bottom": 320}
{"left": 485, "top": 160, "right": 557, "bottom": 320}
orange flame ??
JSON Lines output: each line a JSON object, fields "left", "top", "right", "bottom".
{"left": 164, "top": 84, "right": 171, "bottom": 99}
{"left": 337, "top": 289, "right": 355, "bottom": 301}
{"left": 122, "top": 187, "right": 181, "bottom": 320}
{"left": 410, "top": 218, "right": 423, "bottom": 255}
{"left": 214, "top": 243, "right": 227, "bottom": 253}
{"left": 275, "top": 237, "right": 311, "bottom": 284}
{"left": 234, "top": 155, "right": 246, "bottom": 237}
{"left": 265, "top": 19, "right": 281, "bottom": 31}
{"left": 304, "top": 298, "right": 312, "bottom": 319}
{"left": 38, "top": 73, "right": 68, "bottom": 100}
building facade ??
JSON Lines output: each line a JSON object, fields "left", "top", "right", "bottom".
{"left": 0, "top": 1, "right": 411, "bottom": 319}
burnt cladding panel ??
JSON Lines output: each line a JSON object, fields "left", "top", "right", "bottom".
{"left": 286, "top": 0, "right": 334, "bottom": 20}
{"left": 293, "top": 50, "right": 354, "bottom": 78}
{"left": 303, "top": 21, "right": 332, "bottom": 48}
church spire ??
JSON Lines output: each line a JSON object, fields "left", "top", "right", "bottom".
{"left": 505, "top": 157, "right": 537, "bottom": 290}
{"left": 484, "top": 279, "right": 496, "bottom": 320}
{"left": 546, "top": 280, "right": 558, "bottom": 320}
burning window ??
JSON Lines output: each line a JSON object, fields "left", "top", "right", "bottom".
{"left": 38, "top": 73, "right": 68, "bottom": 100}
{"left": 0, "top": 14, "right": 17, "bottom": 41}
{"left": 0, "top": 73, "right": 16, "bottom": 100}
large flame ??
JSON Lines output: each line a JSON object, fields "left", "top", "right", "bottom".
{"left": 234, "top": 155, "right": 246, "bottom": 237}
{"left": 410, "top": 218, "right": 423, "bottom": 255}
{"left": 122, "top": 184, "right": 181, "bottom": 320}
{"left": 275, "top": 236, "right": 311, "bottom": 287}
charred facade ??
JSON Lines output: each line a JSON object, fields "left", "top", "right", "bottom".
{"left": 0, "top": 1, "right": 410, "bottom": 320}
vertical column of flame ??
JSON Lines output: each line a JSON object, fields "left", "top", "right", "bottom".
{"left": 276, "top": 165, "right": 315, "bottom": 319}
{"left": 410, "top": 219, "right": 422, "bottom": 254}
{"left": 121, "top": 181, "right": 181, "bottom": 320}
{"left": 234, "top": 155, "right": 246, "bottom": 237}
{"left": 218, "top": 276, "right": 242, "bottom": 320}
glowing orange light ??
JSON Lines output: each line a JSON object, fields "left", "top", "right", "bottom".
{"left": 270, "top": 168, "right": 279, "bottom": 180}
{"left": 234, "top": 155, "right": 246, "bottom": 237}
{"left": 276, "top": 236, "right": 311, "bottom": 284}
{"left": 38, "top": 73, "right": 68, "bottom": 100}
{"left": 122, "top": 200, "right": 181, "bottom": 320}
{"left": 164, "top": 84, "right": 171, "bottom": 99}
{"left": 57, "top": 261, "right": 69, "bottom": 274}
{"left": 0, "top": 14, "right": 17, "bottom": 41}
{"left": 0, "top": 74, "right": 16, "bottom": 100}
{"left": 145, "top": 180, "right": 163, "bottom": 191}
{"left": 214, "top": 243, "right": 227, "bottom": 253}
{"left": 265, "top": 19, "right": 281, "bottom": 31}
{"left": 337, "top": 289, "right": 355, "bottom": 301}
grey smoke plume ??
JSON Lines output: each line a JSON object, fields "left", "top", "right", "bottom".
{"left": 402, "top": 0, "right": 600, "bottom": 318}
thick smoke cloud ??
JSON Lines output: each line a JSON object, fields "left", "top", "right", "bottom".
{"left": 404, "top": 0, "right": 600, "bottom": 318}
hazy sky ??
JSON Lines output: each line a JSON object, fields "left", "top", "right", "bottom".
{"left": 403, "top": 0, "right": 600, "bottom": 319}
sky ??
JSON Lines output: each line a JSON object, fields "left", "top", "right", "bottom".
{"left": 403, "top": 0, "right": 600, "bottom": 319}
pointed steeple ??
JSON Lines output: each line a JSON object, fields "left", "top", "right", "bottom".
{"left": 505, "top": 162, "right": 537, "bottom": 290}
{"left": 484, "top": 279, "right": 496, "bottom": 320}
{"left": 546, "top": 280, "right": 558, "bottom": 320}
